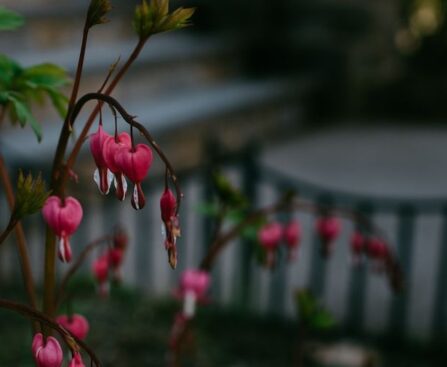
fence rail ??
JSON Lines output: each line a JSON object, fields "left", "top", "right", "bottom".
{"left": 1, "top": 142, "right": 446, "bottom": 343}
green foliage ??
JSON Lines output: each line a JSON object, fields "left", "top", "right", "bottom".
{"left": 296, "top": 289, "right": 336, "bottom": 331}
{"left": 0, "top": 7, "right": 24, "bottom": 31}
{"left": 13, "top": 171, "right": 50, "bottom": 221}
{"left": 86, "top": 0, "right": 112, "bottom": 28}
{"left": 133, "top": 0, "right": 195, "bottom": 39}
{"left": 0, "top": 55, "right": 70, "bottom": 142}
{"left": 211, "top": 171, "right": 248, "bottom": 209}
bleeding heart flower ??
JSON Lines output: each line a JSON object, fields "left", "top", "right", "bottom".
{"left": 258, "top": 222, "right": 283, "bottom": 267}
{"left": 366, "top": 238, "right": 389, "bottom": 260}
{"left": 115, "top": 143, "right": 153, "bottom": 210}
{"left": 315, "top": 216, "right": 341, "bottom": 257}
{"left": 32, "top": 333, "right": 63, "bottom": 367}
{"left": 283, "top": 220, "right": 301, "bottom": 261}
{"left": 177, "top": 269, "right": 211, "bottom": 318}
{"left": 56, "top": 314, "right": 90, "bottom": 340}
{"left": 350, "top": 231, "right": 365, "bottom": 265}
{"left": 90, "top": 124, "right": 113, "bottom": 195}
{"left": 102, "top": 132, "right": 131, "bottom": 201}
{"left": 113, "top": 226, "right": 128, "bottom": 250}
{"left": 42, "top": 196, "right": 83, "bottom": 263}
{"left": 68, "top": 353, "right": 85, "bottom": 367}
{"left": 160, "top": 188, "right": 180, "bottom": 269}
{"left": 92, "top": 254, "right": 109, "bottom": 297}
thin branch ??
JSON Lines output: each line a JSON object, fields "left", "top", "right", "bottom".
{"left": 65, "top": 39, "right": 147, "bottom": 184}
{"left": 0, "top": 155, "right": 39, "bottom": 331}
{"left": 0, "top": 299, "right": 101, "bottom": 367}
{"left": 56, "top": 235, "right": 111, "bottom": 308}
{"left": 0, "top": 218, "right": 17, "bottom": 245}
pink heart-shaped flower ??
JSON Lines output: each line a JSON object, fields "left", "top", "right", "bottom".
{"left": 68, "top": 353, "right": 85, "bottom": 367}
{"left": 56, "top": 314, "right": 90, "bottom": 340}
{"left": 32, "top": 333, "right": 63, "bottom": 367}
{"left": 115, "top": 144, "right": 153, "bottom": 183}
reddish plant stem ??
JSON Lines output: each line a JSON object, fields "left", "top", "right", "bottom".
{"left": 56, "top": 235, "right": 111, "bottom": 308}
{"left": 64, "top": 38, "right": 147, "bottom": 179}
{"left": 0, "top": 299, "right": 101, "bottom": 366}
{"left": 44, "top": 24, "right": 91, "bottom": 331}
{"left": 0, "top": 155, "right": 39, "bottom": 332}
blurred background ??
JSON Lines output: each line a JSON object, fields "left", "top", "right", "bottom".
{"left": 1, "top": 0, "right": 447, "bottom": 366}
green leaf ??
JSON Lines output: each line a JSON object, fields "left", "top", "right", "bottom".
{"left": 133, "top": 0, "right": 154, "bottom": 39}
{"left": 7, "top": 94, "right": 42, "bottom": 142}
{"left": 0, "top": 54, "right": 22, "bottom": 87}
{"left": 22, "top": 63, "right": 70, "bottom": 89}
{"left": 196, "top": 202, "right": 220, "bottom": 217}
{"left": 310, "top": 309, "right": 337, "bottom": 330}
{"left": 13, "top": 171, "right": 50, "bottom": 220}
{"left": 86, "top": 0, "right": 112, "bottom": 28}
{"left": 159, "top": 7, "right": 195, "bottom": 31}
{"left": 212, "top": 171, "right": 248, "bottom": 208}
{"left": 0, "top": 7, "right": 24, "bottom": 31}
{"left": 45, "top": 88, "right": 68, "bottom": 118}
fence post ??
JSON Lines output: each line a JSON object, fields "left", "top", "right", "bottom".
{"left": 240, "top": 141, "right": 260, "bottom": 307}
{"left": 388, "top": 205, "right": 415, "bottom": 337}
{"left": 431, "top": 205, "right": 447, "bottom": 341}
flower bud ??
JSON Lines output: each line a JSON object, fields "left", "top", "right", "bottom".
{"left": 56, "top": 314, "right": 90, "bottom": 340}
{"left": 32, "top": 333, "right": 63, "bottom": 367}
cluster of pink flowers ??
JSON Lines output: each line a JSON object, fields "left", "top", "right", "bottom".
{"left": 258, "top": 220, "right": 301, "bottom": 267}
{"left": 350, "top": 231, "right": 390, "bottom": 270}
{"left": 92, "top": 228, "right": 128, "bottom": 296}
{"left": 90, "top": 125, "right": 153, "bottom": 210}
{"left": 32, "top": 333, "right": 85, "bottom": 367}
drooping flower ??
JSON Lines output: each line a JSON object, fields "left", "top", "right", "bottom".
{"left": 107, "top": 247, "right": 125, "bottom": 282}
{"left": 283, "top": 220, "right": 301, "bottom": 261}
{"left": 113, "top": 226, "right": 128, "bottom": 250}
{"left": 315, "top": 216, "right": 341, "bottom": 257}
{"left": 160, "top": 188, "right": 180, "bottom": 269}
{"left": 350, "top": 231, "right": 365, "bottom": 265}
{"left": 258, "top": 222, "right": 283, "bottom": 267}
{"left": 32, "top": 333, "right": 63, "bottom": 367}
{"left": 92, "top": 254, "right": 110, "bottom": 297}
{"left": 68, "top": 353, "right": 85, "bottom": 367}
{"left": 177, "top": 269, "right": 211, "bottom": 318}
{"left": 90, "top": 124, "right": 113, "bottom": 195}
{"left": 102, "top": 132, "right": 131, "bottom": 201}
{"left": 56, "top": 314, "right": 90, "bottom": 340}
{"left": 42, "top": 196, "right": 83, "bottom": 263}
{"left": 115, "top": 143, "right": 153, "bottom": 210}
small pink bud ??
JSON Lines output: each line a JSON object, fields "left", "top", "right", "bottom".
{"left": 68, "top": 353, "right": 85, "bottom": 367}
{"left": 316, "top": 216, "right": 341, "bottom": 257}
{"left": 258, "top": 222, "right": 282, "bottom": 267}
{"left": 366, "top": 238, "right": 389, "bottom": 260}
{"left": 56, "top": 314, "right": 90, "bottom": 340}
{"left": 102, "top": 133, "right": 131, "bottom": 201}
{"left": 258, "top": 222, "right": 283, "bottom": 249}
{"left": 32, "top": 333, "right": 63, "bottom": 367}
{"left": 283, "top": 220, "right": 301, "bottom": 261}
{"left": 108, "top": 248, "right": 124, "bottom": 268}
{"left": 350, "top": 232, "right": 364, "bottom": 254}
{"left": 113, "top": 227, "right": 128, "bottom": 250}
{"left": 42, "top": 196, "right": 83, "bottom": 263}
{"left": 180, "top": 269, "right": 211, "bottom": 299}
{"left": 115, "top": 144, "right": 153, "bottom": 210}
{"left": 160, "top": 188, "right": 177, "bottom": 223}
{"left": 90, "top": 125, "right": 113, "bottom": 194}
{"left": 92, "top": 255, "right": 109, "bottom": 283}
